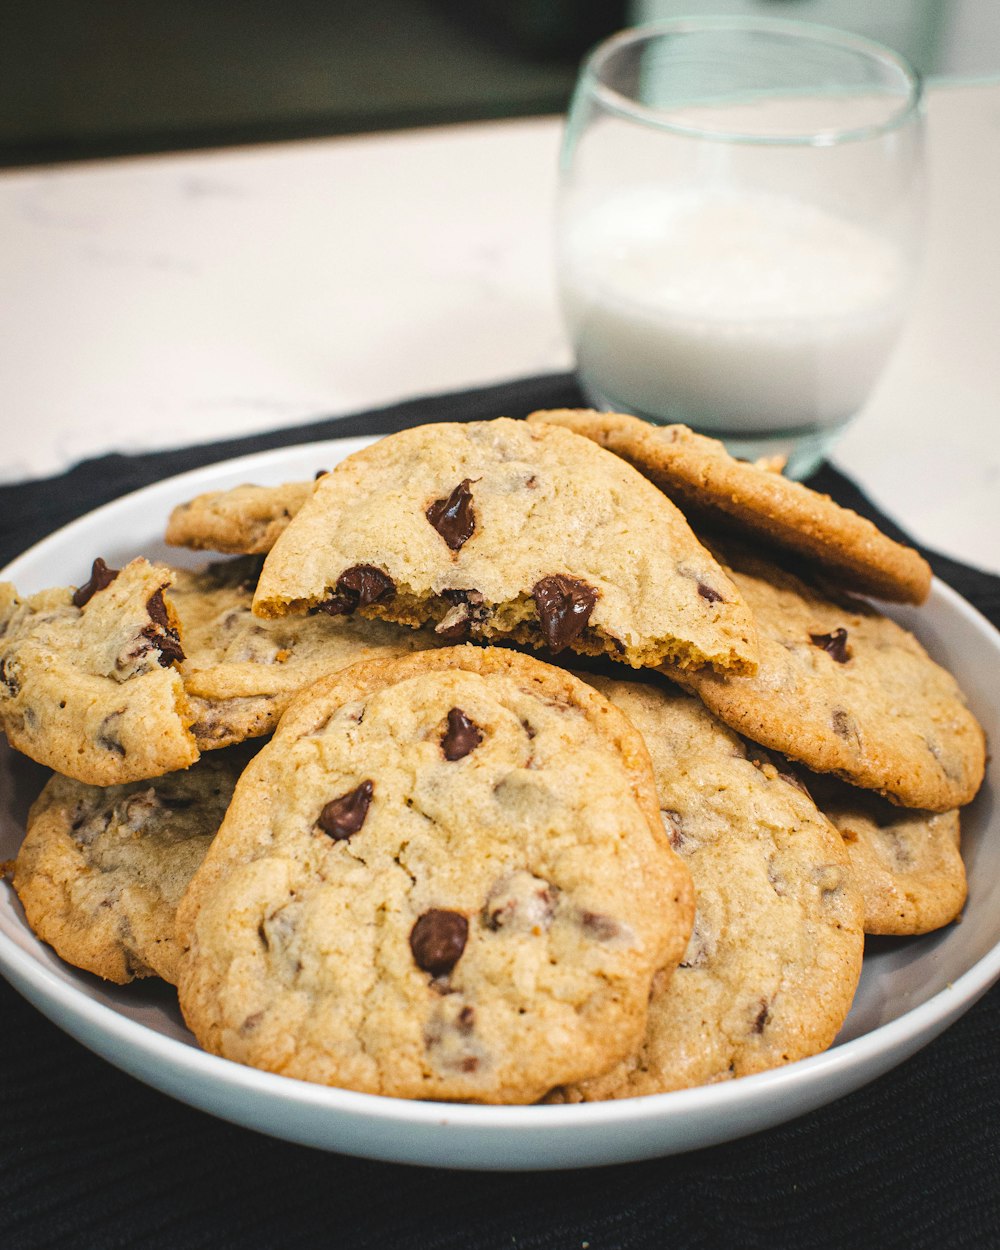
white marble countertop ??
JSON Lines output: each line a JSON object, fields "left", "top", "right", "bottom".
{"left": 1, "top": 82, "right": 998, "bottom": 574}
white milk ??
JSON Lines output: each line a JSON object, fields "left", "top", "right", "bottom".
{"left": 559, "top": 187, "right": 908, "bottom": 434}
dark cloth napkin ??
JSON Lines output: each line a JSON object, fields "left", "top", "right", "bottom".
{"left": 2, "top": 375, "right": 998, "bottom": 1250}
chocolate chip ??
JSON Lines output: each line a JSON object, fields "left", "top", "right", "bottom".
{"left": 697, "top": 581, "right": 724, "bottom": 604}
{"left": 435, "top": 616, "right": 470, "bottom": 642}
{"left": 752, "top": 1001, "right": 770, "bottom": 1034}
{"left": 313, "top": 468, "right": 329, "bottom": 480}
{"left": 317, "top": 780, "right": 374, "bottom": 840}
{"left": 426, "top": 479, "right": 476, "bottom": 551}
{"left": 580, "top": 911, "right": 620, "bottom": 941}
{"left": 97, "top": 712, "right": 126, "bottom": 757}
{"left": 435, "top": 589, "right": 488, "bottom": 639}
{"left": 141, "top": 590, "right": 185, "bottom": 666}
{"left": 531, "top": 575, "right": 598, "bottom": 654}
{"left": 318, "top": 565, "right": 395, "bottom": 616}
{"left": 410, "top": 909, "right": 468, "bottom": 976}
{"left": 441, "top": 708, "right": 482, "bottom": 761}
{"left": 810, "top": 627, "right": 850, "bottom": 663}
{"left": 72, "top": 558, "right": 120, "bottom": 608}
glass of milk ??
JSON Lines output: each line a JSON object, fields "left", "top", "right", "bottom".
{"left": 557, "top": 17, "right": 924, "bottom": 478}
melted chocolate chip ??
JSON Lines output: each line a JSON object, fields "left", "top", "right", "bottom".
{"left": 318, "top": 565, "right": 395, "bottom": 616}
{"left": 97, "top": 711, "right": 126, "bottom": 757}
{"left": 531, "top": 575, "right": 598, "bottom": 654}
{"left": 410, "top": 909, "right": 468, "bottom": 976}
{"left": 141, "top": 590, "right": 185, "bottom": 666}
{"left": 426, "top": 479, "right": 476, "bottom": 551}
{"left": 0, "top": 657, "right": 19, "bottom": 697}
{"left": 317, "top": 780, "right": 374, "bottom": 840}
{"left": 697, "top": 581, "right": 724, "bottom": 604}
{"left": 441, "top": 708, "right": 482, "bottom": 761}
{"left": 72, "top": 558, "right": 120, "bottom": 608}
{"left": 752, "top": 1001, "right": 770, "bottom": 1034}
{"left": 810, "top": 627, "right": 850, "bottom": 663}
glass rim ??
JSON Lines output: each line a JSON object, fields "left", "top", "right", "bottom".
{"left": 581, "top": 16, "right": 924, "bottom": 147}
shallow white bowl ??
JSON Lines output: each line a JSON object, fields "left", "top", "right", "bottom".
{"left": 1, "top": 438, "right": 998, "bottom": 1171}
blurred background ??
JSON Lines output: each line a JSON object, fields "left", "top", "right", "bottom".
{"left": 2, "top": 1, "right": 998, "bottom": 167}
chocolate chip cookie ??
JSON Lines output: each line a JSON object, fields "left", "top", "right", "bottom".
{"left": 169, "top": 557, "right": 441, "bottom": 749}
{"left": 166, "top": 479, "right": 316, "bottom": 555}
{"left": 804, "top": 770, "right": 966, "bottom": 935}
{"left": 14, "top": 749, "right": 247, "bottom": 984}
{"left": 251, "top": 419, "right": 758, "bottom": 675}
{"left": 176, "top": 646, "right": 694, "bottom": 1103}
{"left": 0, "top": 559, "right": 198, "bottom": 785}
{"left": 551, "top": 677, "right": 863, "bottom": 1100}
{"left": 672, "top": 541, "right": 985, "bottom": 811}
{"left": 528, "top": 409, "right": 931, "bottom": 604}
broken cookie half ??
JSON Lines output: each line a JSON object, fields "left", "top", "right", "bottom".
{"left": 252, "top": 418, "right": 759, "bottom": 675}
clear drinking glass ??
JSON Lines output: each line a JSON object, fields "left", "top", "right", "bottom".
{"left": 556, "top": 17, "right": 924, "bottom": 478}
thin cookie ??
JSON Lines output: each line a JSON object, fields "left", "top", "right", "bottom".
{"left": 14, "top": 749, "right": 247, "bottom": 984}
{"left": 672, "top": 541, "right": 985, "bottom": 811}
{"left": 166, "top": 479, "right": 316, "bottom": 555}
{"left": 528, "top": 410, "right": 931, "bottom": 604}
{"left": 168, "top": 557, "right": 441, "bottom": 749}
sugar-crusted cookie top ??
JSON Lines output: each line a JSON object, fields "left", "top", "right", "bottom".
{"left": 528, "top": 409, "right": 932, "bottom": 604}
{"left": 176, "top": 647, "right": 694, "bottom": 1103}
{"left": 251, "top": 419, "right": 758, "bottom": 675}
{"left": 551, "top": 678, "right": 863, "bottom": 1100}
{"left": 675, "top": 542, "right": 985, "bottom": 811}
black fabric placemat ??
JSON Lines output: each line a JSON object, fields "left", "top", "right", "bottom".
{"left": 2, "top": 375, "right": 999, "bottom": 1250}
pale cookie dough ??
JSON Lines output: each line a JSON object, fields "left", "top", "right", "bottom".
{"left": 550, "top": 678, "right": 863, "bottom": 1100}
{"left": 14, "top": 749, "right": 247, "bottom": 984}
{"left": 673, "top": 542, "right": 985, "bottom": 812}
{"left": 166, "top": 480, "right": 316, "bottom": 555}
{"left": 169, "top": 557, "right": 440, "bottom": 749}
{"left": 528, "top": 410, "right": 932, "bottom": 605}
{"left": 0, "top": 559, "right": 198, "bottom": 785}
{"left": 176, "top": 647, "right": 694, "bottom": 1103}
{"left": 804, "top": 770, "right": 966, "bottom": 935}
{"left": 251, "top": 418, "right": 758, "bottom": 675}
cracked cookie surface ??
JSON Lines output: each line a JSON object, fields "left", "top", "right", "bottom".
{"left": 176, "top": 646, "right": 694, "bottom": 1103}
{"left": 14, "top": 749, "right": 246, "bottom": 984}
{"left": 550, "top": 678, "right": 863, "bottom": 1100}
{"left": 528, "top": 409, "right": 931, "bottom": 604}
{"left": 169, "top": 557, "right": 440, "bottom": 749}
{"left": 672, "top": 542, "right": 985, "bottom": 811}
{"left": 251, "top": 418, "right": 758, "bottom": 675}
{"left": 0, "top": 559, "right": 197, "bottom": 784}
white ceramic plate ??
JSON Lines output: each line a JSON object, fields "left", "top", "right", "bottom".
{"left": 1, "top": 437, "right": 999, "bottom": 1171}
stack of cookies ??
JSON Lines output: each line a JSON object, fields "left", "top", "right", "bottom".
{"left": 0, "top": 413, "right": 985, "bottom": 1104}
